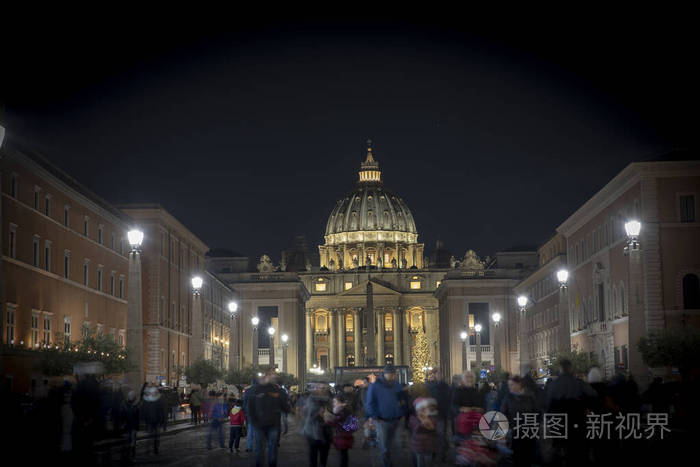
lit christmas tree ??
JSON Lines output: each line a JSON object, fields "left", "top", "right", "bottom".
{"left": 411, "top": 330, "right": 431, "bottom": 383}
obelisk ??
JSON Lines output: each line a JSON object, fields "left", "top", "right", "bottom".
{"left": 365, "top": 279, "right": 376, "bottom": 366}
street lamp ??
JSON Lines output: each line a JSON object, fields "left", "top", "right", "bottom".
{"left": 191, "top": 276, "right": 203, "bottom": 296}
{"left": 492, "top": 312, "right": 502, "bottom": 371}
{"left": 624, "top": 219, "right": 641, "bottom": 254}
{"left": 460, "top": 331, "right": 468, "bottom": 371}
{"left": 281, "top": 333, "right": 289, "bottom": 373}
{"left": 268, "top": 326, "right": 276, "bottom": 369}
{"left": 557, "top": 269, "right": 569, "bottom": 289}
{"left": 251, "top": 316, "right": 260, "bottom": 366}
{"left": 228, "top": 301, "right": 238, "bottom": 314}
{"left": 517, "top": 295, "right": 529, "bottom": 312}
{"left": 492, "top": 312, "right": 501, "bottom": 327}
{"left": 127, "top": 229, "right": 144, "bottom": 253}
{"left": 474, "top": 323, "right": 483, "bottom": 377}
{"left": 126, "top": 229, "right": 144, "bottom": 389}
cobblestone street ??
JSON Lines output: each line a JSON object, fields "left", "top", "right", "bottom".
{"left": 112, "top": 416, "right": 449, "bottom": 467}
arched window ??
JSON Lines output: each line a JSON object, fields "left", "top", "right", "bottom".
{"left": 683, "top": 274, "right": 700, "bottom": 309}
{"left": 345, "top": 314, "right": 354, "bottom": 332}
{"left": 316, "top": 314, "right": 327, "bottom": 333}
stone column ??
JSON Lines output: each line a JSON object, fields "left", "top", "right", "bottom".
{"left": 628, "top": 246, "right": 646, "bottom": 382}
{"left": 329, "top": 310, "right": 336, "bottom": 371}
{"left": 377, "top": 308, "right": 385, "bottom": 366}
{"left": 306, "top": 310, "right": 313, "bottom": 371}
{"left": 353, "top": 309, "right": 361, "bottom": 365}
{"left": 126, "top": 249, "right": 143, "bottom": 390}
{"left": 252, "top": 322, "right": 259, "bottom": 367}
{"left": 403, "top": 309, "right": 411, "bottom": 367}
{"left": 393, "top": 309, "right": 402, "bottom": 365}
{"left": 337, "top": 309, "right": 345, "bottom": 366}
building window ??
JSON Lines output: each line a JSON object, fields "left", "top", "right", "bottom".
{"left": 111, "top": 233, "right": 115, "bottom": 250}
{"left": 118, "top": 330, "right": 125, "bottom": 347}
{"left": 384, "top": 313, "right": 393, "bottom": 332}
{"left": 64, "top": 206, "right": 70, "bottom": 227}
{"left": 97, "top": 267, "right": 103, "bottom": 292}
{"left": 315, "top": 282, "right": 326, "bottom": 292}
{"left": 110, "top": 273, "right": 115, "bottom": 296}
{"left": 44, "top": 195, "right": 51, "bottom": 217}
{"left": 83, "top": 217, "right": 89, "bottom": 237}
{"left": 44, "top": 241, "right": 51, "bottom": 272}
{"left": 96, "top": 324, "right": 104, "bottom": 337}
{"left": 385, "top": 353, "right": 394, "bottom": 365}
{"left": 680, "top": 195, "right": 696, "bottom": 223}
{"left": 344, "top": 282, "right": 353, "bottom": 290}
{"left": 98, "top": 225, "right": 103, "bottom": 244}
{"left": 31, "top": 313, "right": 39, "bottom": 348}
{"left": 6, "top": 306, "right": 16, "bottom": 344}
{"left": 34, "top": 187, "right": 41, "bottom": 210}
{"left": 42, "top": 315, "right": 52, "bottom": 345}
{"left": 83, "top": 260, "right": 89, "bottom": 286}
{"left": 597, "top": 283, "right": 605, "bottom": 321}
{"left": 345, "top": 313, "right": 354, "bottom": 332}
{"left": 620, "top": 283, "right": 627, "bottom": 316}
{"left": 410, "top": 281, "right": 421, "bottom": 289}
{"left": 683, "top": 273, "right": 700, "bottom": 309}
{"left": 33, "top": 236, "right": 40, "bottom": 267}
{"left": 119, "top": 239, "right": 124, "bottom": 255}
{"left": 64, "top": 251, "right": 71, "bottom": 279}
{"left": 64, "top": 318, "right": 71, "bottom": 345}
{"left": 82, "top": 322, "right": 91, "bottom": 338}
{"left": 11, "top": 174, "right": 18, "bottom": 198}
{"left": 119, "top": 276, "right": 124, "bottom": 299}
{"left": 8, "top": 224, "right": 17, "bottom": 259}
{"left": 621, "top": 344, "right": 629, "bottom": 369}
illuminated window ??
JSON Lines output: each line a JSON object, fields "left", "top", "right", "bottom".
{"left": 345, "top": 314, "right": 354, "bottom": 332}
{"left": 410, "top": 281, "right": 421, "bottom": 289}
{"left": 384, "top": 314, "right": 393, "bottom": 332}
{"left": 315, "top": 282, "right": 327, "bottom": 292}
{"left": 344, "top": 282, "right": 353, "bottom": 290}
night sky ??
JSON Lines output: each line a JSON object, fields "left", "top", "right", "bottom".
{"left": 1, "top": 14, "right": 695, "bottom": 262}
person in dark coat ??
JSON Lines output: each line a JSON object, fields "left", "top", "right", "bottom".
{"left": 302, "top": 389, "right": 334, "bottom": 467}
{"left": 426, "top": 369, "right": 451, "bottom": 462}
{"left": 123, "top": 391, "right": 140, "bottom": 460}
{"left": 248, "top": 370, "right": 289, "bottom": 467}
{"left": 365, "top": 365, "right": 407, "bottom": 467}
{"left": 141, "top": 385, "right": 165, "bottom": 455}
{"left": 501, "top": 376, "right": 539, "bottom": 467}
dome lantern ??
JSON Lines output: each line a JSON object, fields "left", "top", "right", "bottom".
{"left": 358, "top": 139, "right": 381, "bottom": 183}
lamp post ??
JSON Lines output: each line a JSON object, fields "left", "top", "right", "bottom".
{"left": 557, "top": 269, "right": 569, "bottom": 289}
{"left": 517, "top": 295, "right": 530, "bottom": 376}
{"left": 492, "top": 312, "right": 501, "bottom": 371}
{"left": 281, "top": 333, "right": 289, "bottom": 373}
{"left": 625, "top": 219, "right": 646, "bottom": 382}
{"left": 268, "top": 326, "right": 276, "bottom": 369}
{"left": 251, "top": 316, "right": 260, "bottom": 366}
{"left": 474, "top": 323, "right": 482, "bottom": 377}
{"left": 126, "top": 229, "right": 144, "bottom": 389}
{"left": 228, "top": 301, "right": 238, "bottom": 370}
{"left": 460, "top": 331, "right": 468, "bottom": 371}
{"left": 190, "top": 276, "right": 204, "bottom": 365}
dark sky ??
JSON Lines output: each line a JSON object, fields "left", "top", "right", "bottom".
{"left": 1, "top": 13, "right": 695, "bottom": 261}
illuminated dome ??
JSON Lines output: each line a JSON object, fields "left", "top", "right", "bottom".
{"left": 319, "top": 141, "right": 423, "bottom": 270}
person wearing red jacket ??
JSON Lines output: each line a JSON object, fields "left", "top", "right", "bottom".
{"left": 229, "top": 400, "right": 246, "bottom": 453}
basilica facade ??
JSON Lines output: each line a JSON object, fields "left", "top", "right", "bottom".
{"left": 209, "top": 143, "right": 536, "bottom": 384}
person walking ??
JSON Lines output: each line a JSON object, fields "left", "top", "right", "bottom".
{"left": 409, "top": 397, "right": 439, "bottom": 467}
{"left": 331, "top": 394, "right": 357, "bottom": 467}
{"left": 500, "top": 376, "right": 539, "bottom": 467}
{"left": 243, "top": 379, "right": 258, "bottom": 452}
{"left": 365, "top": 365, "right": 407, "bottom": 467}
{"left": 123, "top": 391, "right": 140, "bottom": 461}
{"left": 190, "top": 389, "right": 202, "bottom": 425}
{"left": 302, "top": 385, "right": 334, "bottom": 467}
{"left": 142, "top": 385, "right": 165, "bottom": 455}
{"left": 426, "top": 369, "right": 450, "bottom": 462}
{"left": 229, "top": 399, "right": 246, "bottom": 453}
{"left": 248, "top": 369, "right": 289, "bottom": 467}
{"left": 207, "top": 392, "right": 226, "bottom": 449}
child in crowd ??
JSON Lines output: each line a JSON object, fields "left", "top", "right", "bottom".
{"left": 409, "top": 397, "right": 439, "bottom": 467}
{"left": 229, "top": 399, "right": 246, "bottom": 453}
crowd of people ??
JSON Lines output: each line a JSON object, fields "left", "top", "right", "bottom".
{"left": 3, "top": 361, "right": 697, "bottom": 466}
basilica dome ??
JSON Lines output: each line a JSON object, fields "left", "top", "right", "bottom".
{"left": 319, "top": 142, "right": 424, "bottom": 270}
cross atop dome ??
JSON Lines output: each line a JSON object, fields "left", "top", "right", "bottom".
{"left": 359, "top": 138, "right": 381, "bottom": 183}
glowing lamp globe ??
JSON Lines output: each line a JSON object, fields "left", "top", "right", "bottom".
{"left": 127, "top": 229, "right": 144, "bottom": 249}
{"left": 517, "top": 295, "right": 528, "bottom": 308}
{"left": 625, "top": 220, "right": 641, "bottom": 237}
